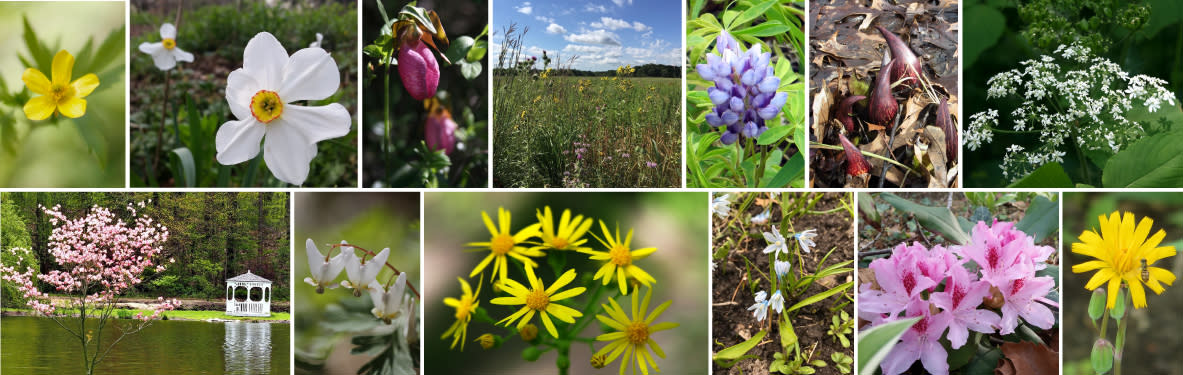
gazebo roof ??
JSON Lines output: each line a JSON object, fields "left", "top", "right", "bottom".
{"left": 227, "top": 270, "right": 270, "bottom": 284}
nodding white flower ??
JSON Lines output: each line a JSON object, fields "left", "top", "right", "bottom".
{"left": 763, "top": 225, "right": 788, "bottom": 256}
{"left": 794, "top": 229, "right": 818, "bottom": 253}
{"left": 711, "top": 194, "right": 732, "bottom": 218}
{"left": 751, "top": 209, "right": 771, "bottom": 225}
{"left": 368, "top": 272, "right": 407, "bottom": 324}
{"left": 769, "top": 290, "right": 785, "bottom": 314}
{"left": 138, "top": 23, "right": 194, "bottom": 71}
{"left": 215, "top": 31, "right": 352, "bottom": 185}
{"left": 309, "top": 32, "right": 323, "bottom": 48}
{"left": 341, "top": 247, "right": 390, "bottom": 297}
{"left": 775, "top": 260, "right": 791, "bottom": 278}
{"left": 303, "top": 239, "right": 346, "bottom": 293}
{"left": 748, "top": 290, "right": 769, "bottom": 322}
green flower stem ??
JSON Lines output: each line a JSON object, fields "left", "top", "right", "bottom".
{"left": 383, "top": 58, "right": 393, "bottom": 156}
{"left": 1115, "top": 291, "right": 1129, "bottom": 375}
{"left": 566, "top": 281, "right": 606, "bottom": 338}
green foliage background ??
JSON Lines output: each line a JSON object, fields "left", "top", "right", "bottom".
{"left": 1, "top": 199, "right": 36, "bottom": 307}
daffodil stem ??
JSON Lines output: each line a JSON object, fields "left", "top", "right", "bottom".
{"left": 154, "top": 68, "right": 172, "bottom": 180}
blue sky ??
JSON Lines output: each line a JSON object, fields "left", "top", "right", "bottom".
{"left": 492, "top": 0, "right": 682, "bottom": 71}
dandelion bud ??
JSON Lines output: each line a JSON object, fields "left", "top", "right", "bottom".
{"left": 867, "top": 60, "right": 898, "bottom": 128}
{"left": 1088, "top": 287, "right": 1106, "bottom": 322}
{"left": 836, "top": 95, "right": 865, "bottom": 134}
{"left": 476, "top": 333, "right": 497, "bottom": 349}
{"left": 398, "top": 39, "right": 440, "bottom": 101}
{"left": 425, "top": 107, "right": 458, "bottom": 154}
{"left": 591, "top": 354, "right": 608, "bottom": 369}
{"left": 1091, "top": 339, "right": 1114, "bottom": 374}
{"left": 519, "top": 323, "right": 538, "bottom": 342}
{"left": 839, "top": 134, "right": 870, "bottom": 177}
{"left": 935, "top": 97, "right": 957, "bottom": 162}
{"left": 875, "top": 25, "right": 923, "bottom": 89}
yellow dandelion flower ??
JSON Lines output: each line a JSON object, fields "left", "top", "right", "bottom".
{"left": 22, "top": 49, "right": 100, "bottom": 120}
{"left": 491, "top": 266, "right": 586, "bottom": 338}
{"left": 1072, "top": 211, "right": 1177, "bottom": 309}
{"left": 442, "top": 277, "right": 481, "bottom": 351}
{"left": 581, "top": 221, "right": 658, "bottom": 295}
{"left": 594, "top": 287, "right": 678, "bottom": 375}
{"left": 532, "top": 206, "right": 594, "bottom": 252}
{"left": 466, "top": 207, "right": 543, "bottom": 283}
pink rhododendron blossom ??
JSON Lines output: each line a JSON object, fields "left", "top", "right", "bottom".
{"left": 879, "top": 298, "right": 952, "bottom": 375}
{"left": 929, "top": 262, "right": 999, "bottom": 348}
{"left": 956, "top": 220, "right": 1054, "bottom": 288}
{"left": 859, "top": 243, "right": 938, "bottom": 322}
{"left": 996, "top": 262, "right": 1057, "bottom": 334}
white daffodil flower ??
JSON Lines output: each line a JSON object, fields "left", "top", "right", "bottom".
{"left": 138, "top": 23, "right": 194, "bottom": 71}
{"left": 215, "top": 31, "right": 351, "bottom": 185}
{"left": 762, "top": 225, "right": 788, "bottom": 257}
{"left": 775, "top": 260, "right": 791, "bottom": 278}
{"left": 748, "top": 290, "right": 769, "bottom": 322}
{"left": 303, "top": 239, "right": 346, "bottom": 293}
{"left": 794, "top": 229, "right": 818, "bottom": 253}
{"left": 309, "top": 32, "right": 323, "bottom": 48}
{"left": 341, "top": 247, "right": 390, "bottom": 297}
{"left": 769, "top": 290, "right": 785, "bottom": 314}
{"left": 368, "top": 272, "right": 407, "bottom": 324}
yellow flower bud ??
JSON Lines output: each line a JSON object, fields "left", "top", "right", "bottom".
{"left": 476, "top": 333, "right": 496, "bottom": 350}
{"left": 519, "top": 323, "right": 538, "bottom": 342}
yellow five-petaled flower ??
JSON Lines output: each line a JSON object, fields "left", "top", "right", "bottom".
{"left": 442, "top": 277, "right": 481, "bottom": 351}
{"left": 581, "top": 221, "right": 657, "bottom": 295}
{"left": 491, "top": 266, "right": 585, "bottom": 339}
{"left": 22, "top": 50, "right": 99, "bottom": 120}
{"left": 1072, "top": 211, "right": 1177, "bottom": 309}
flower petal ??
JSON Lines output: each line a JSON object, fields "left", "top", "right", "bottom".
{"left": 51, "top": 49, "right": 74, "bottom": 86}
{"left": 225, "top": 69, "right": 261, "bottom": 121}
{"left": 145, "top": 43, "right": 177, "bottom": 70}
{"left": 71, "top": 74, "right": 99, "bottom": 98}
{"left": 160, "top": 22, "right": 177, "bottom": 39}
{"left": 172, "top": 47, "right": 195, "bottom": 63}
{"left": 23, "top": 95, "right": 56, "bottom": 121}
{"left": 278, "top": 47, "right": 339, "bottom": 101}
{"left": 262, "top": 120, "right": 317, "bottom": 185}
{"left": 57, "top": 97, "right": 86, "bottom": 118}
{"left": 215, "top": 118, "right": 265, "bottom": 165}
{"left": 274, "top": 103, "right": 351, "bottom": 143}
{"left": 243, "top": 31, "right": 288, "bottom": 90}
{"left": 21, "top": 68, "right": 51, "bottom": 95}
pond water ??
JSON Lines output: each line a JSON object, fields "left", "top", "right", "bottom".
{"left": 1, "top": 316, "right": 289, "bottom": 374}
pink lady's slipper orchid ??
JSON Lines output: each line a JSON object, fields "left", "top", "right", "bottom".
{"left": 398, "top": 39, "right": 440, "bottom": 101}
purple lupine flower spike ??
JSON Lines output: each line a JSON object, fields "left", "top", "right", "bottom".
{"left": 695, "top": 30, "right": 786, "bottom": 145}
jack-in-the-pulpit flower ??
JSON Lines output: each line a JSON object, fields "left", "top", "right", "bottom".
{"left": 368, "top": 272, "right": 407, "bottom": 324}
{"left": 442, "top": 277, "right": 481, "bottom": 351}
{"left": 879, "top": 298, "right": 952, "bottom": 375}
{"left": 341, "top": 247, "right": 390, "bottom": 296}
{"left": 466, "top": 207, "right": 543, "bottom": 283}
{"left": 215, "top": 31, "right": 352, "bottom": 185}
{"left": 794, "top": 229, "right": 818, "bottom": 253}
{"left": 769, "top": 289, "right": 785, "bottom": 314}
{"left": 22, "top": 50, "right": 99, "bottom": 120}
{"left": 534, "top": 206, "right": 594, "bottom": 252}
{"left": 1073, "top": 211, "right": 1177, "bottom": 309}
{"left": 581, "top": 221, "right": 658, "bottom": 295}
{"left": 304, "top": 239, "right": 346, "bottom": 293}
{"left": 748, "top": 290, "right": 769, "bottom": 322}
{"left": 309, "top": 32, "right": 323, "bottom": 48}
{"left": 763, "top": 225, "right": 788, "bottom": 257}
{"left": 594, "top": 287, "right": 678, "bottom": 375}
{"left": 695, "top": 30, "right": 788, "bottom": 145}
{"left": 712, "top": 193, "right": 732, "bottom": 218}
{"left": 491, "top": 266, "right": 586, "bottom": 338}
{"left": 138, "top": 23, "right": 194, "bottom": 71}
{"left": 775, "top": 260, "right": 791, "bottom": 279}
{"left": 398, "top": 38, "right": 440, "bottom": 100}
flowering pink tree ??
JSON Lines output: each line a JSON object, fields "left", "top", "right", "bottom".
{"left": 0, "top": 202, "right": 179, "bottom": 375}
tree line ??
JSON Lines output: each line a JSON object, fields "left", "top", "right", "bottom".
{"left": 1, "top": 192, "right": 290, "bottom": 306}
{"left": 493, "top": 63, "right": 681, "bottom": 78}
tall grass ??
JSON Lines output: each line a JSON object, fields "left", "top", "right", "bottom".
{"left": 493, "top": 26, "right": 681, "bottom": 188}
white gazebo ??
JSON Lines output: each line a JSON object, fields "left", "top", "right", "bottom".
{"left": 226, "top": 270, "right": 272, "bottom": 317}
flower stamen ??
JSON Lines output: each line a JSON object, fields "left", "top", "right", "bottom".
{"left": 525, "top": 288, "right": 549, "bottom": 311}
{"left": 250, "top": 90, "right": 283, "bottom": 123}
{"left": 162, "top": 38, "right": 176, "bottom": 50}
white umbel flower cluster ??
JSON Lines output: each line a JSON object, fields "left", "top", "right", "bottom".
{"left": 967, "top": 42, "right": 1177, "bottom": 181}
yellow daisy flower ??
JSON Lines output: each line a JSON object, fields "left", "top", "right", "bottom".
{"left": 532, "top": 206, "right": 594, "bottom": 252}
{"left": 581, "top": 221, "right": 657, "bottom": 295}
{"left": 441, "top": 277, "right": 480, "bottom": 351}
{"left": 22, "top": 49, "right": 100, "bottom": 120}
{"left": 491, "top": 266, "right": 586, "bottom": 338}
{"left": 1072, "top": 211, "right": 1177, "bottom": 309}
{"left": 594, "top": 287, "right": 678, "bottom": 375}
{"left": 466, "top": 207, "right": 543, "bottom": 283}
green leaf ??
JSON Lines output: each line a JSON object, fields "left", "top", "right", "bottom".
{"left": 72, "top": 119, "right": 108, "bottom": 170}
{"left": 787, "top": 282, "right": 852, "bottom": 313}
{"left": 458, "top": 59, "right": 483, "bottom": 80}
{"left": 757, "top": 124, "right": 793, "bottom": 145}
{"left": 857, "top": 317, "right": 920, "bottom": 375}
{"left": 445, "top": 36, "right": 475, "bottom": 64}
{"left": 1015, "top": 195, "right": 1057, "bottom": 242}
{"left": 963, "top": 5, "right": 1005, "bottom": 68}
{"left": 880, "top": 193, "right": 971, "bottom": 244}
{"left": 732, "top": 22, "right": 790, "bottom": 37}
{"left": 762, "top": 152, "right": 804, "bottom": 188}
{"left": 467, "top": 39, "right": 488, "bottom": 62}
{"left": 729, "top": 0, "right": 775, "bottom": 29}
{"left": 169, "top": 147, "right": 197, "bottom": 187}
{"left": 1103, "top": 131, "right": 1183, "bottom": 187}
{"left": 714, "top": 330, "right": 767, "bottom": 367}
{"left": 779, "top": 319, "right": 798, "bottom": 351}
{"left": 963, "top": 347, "right": 1003, "bottom": 375}
{"left": 1008, "top": 162, "right": 1073, "bottom": 188}
{"left": 89, "top": 26, "right": 126, "bottom": 75}
{"left": 22, "top": 16, "right": 52, "bottom": 71}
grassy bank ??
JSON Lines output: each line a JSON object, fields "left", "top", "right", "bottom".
{"left": 3, "top": 308, "right": 291, "bottom": 322}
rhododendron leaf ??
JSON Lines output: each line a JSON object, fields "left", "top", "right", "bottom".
{"left": 1016, "top": 195, "right": 1057, "bottom": 242}
{"left": 963, "top": 347, "right": 1003, "bottom": 375}
{"left": 856, "top": 317, "right": 919, "bottom": 375}
{"left": 880, "top": 193, "right": 970, "bottom": 244}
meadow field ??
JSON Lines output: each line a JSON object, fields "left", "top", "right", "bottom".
{"left": 493, "top": 74, "right": 681, "bottom": 188}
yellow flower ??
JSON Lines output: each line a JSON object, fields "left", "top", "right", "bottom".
{"left": 532, "top": 206, "right": 594, "bottom": 252}
{"left": 594, "top": 287, "right": 678, "bottom": 375}
{"left": 1072, "top": 211, "right": 1177, "bottom": 309}
{"left": 442, "top": 277, "right": 481, "bottom": 351}
{"left": 466, "top": 207, "right": 543, "bottom": 283}
{"left": 491, "top": 266, "right": 586, "bottom": 338}
{"left": 22, "top": 50, "right": 100, "bottom": 120}
{"left": 581, "top": 221, "right": 657, "bottom": 295}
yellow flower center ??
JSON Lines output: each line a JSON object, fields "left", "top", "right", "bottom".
{"left": 525, "top": 288, "right": 550, "bottom": 311}
{"left": 626, "top": 321, "right": 649, "bottom": 345}
{"left": 491, "top": 234, "right": 515, "bottom": 256}
{"left": 455, "top": 296, "right": 474, "bottom": 320}
{"left": 550, "top": 237, "right": 569, "bottom": 250}
{"left": 162, "top": 38, "right": 176, "bottom": 50}
{"left": 50, "top": 83, "right": 72, "bottom": 102}
{"left": 250, "top": 90, "right": 283, "bottom": 123}
{"left": 609, "top": 245, "right": 632, "bottom": 266}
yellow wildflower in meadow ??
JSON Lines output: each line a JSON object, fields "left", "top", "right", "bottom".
{"left": 1072, "top": 211, "right": 1177, "bottom": 308}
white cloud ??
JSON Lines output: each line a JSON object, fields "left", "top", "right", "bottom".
{"left": 611, "top": 0, "right": 633, "bottom": 6}
{"left": 516, "top": 2, "right": 533, "bottom": 15}
{"left": 584, "top": 3, "right": 609, "bottom": 13}
{"left": 546, "top": 23, "right": 567, "bottom": 34}
{"left": 631, "top": 21, "right": 650, "bottom": 32}
{"left": 535, "top": 15, "right": 554, "bottom": 23}
{"left": 563, "top": 29, "right": 621, "bottom": 46}
{"left": 590, "top": 17, "right": 632, "bottom": 31}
